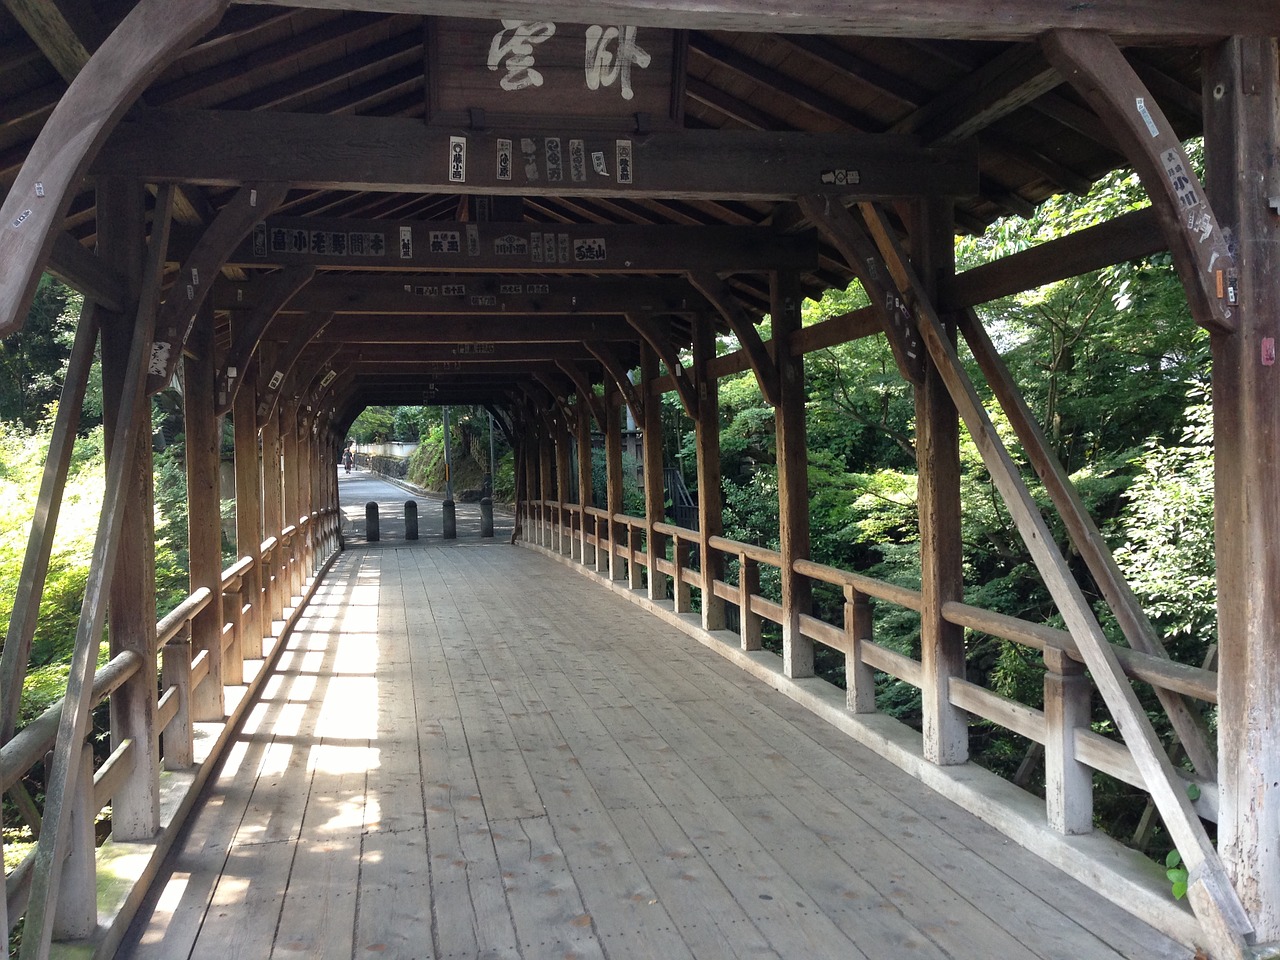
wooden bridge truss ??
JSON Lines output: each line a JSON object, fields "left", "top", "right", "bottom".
{"left": 0, "top": 2, "right": 1277, "bottom": 957}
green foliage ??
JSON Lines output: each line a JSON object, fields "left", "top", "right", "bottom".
{"left": 0, "top": 276, "right": 83, "bottom": 429}
{"left": 1165, "top": 849, "right": 1188, "bottom": 900}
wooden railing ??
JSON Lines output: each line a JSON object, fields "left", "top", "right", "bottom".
{"left": 521, "top": 501, "right": 1221, "bottom": 837}
{"left": 2, "top": 505, "right": 343, "bottom": 942}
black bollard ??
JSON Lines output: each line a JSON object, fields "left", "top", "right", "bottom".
{"left": 405, "top": 500, "right": 418, "bottom": 540}
{"left": 480, "top": 497, "right": 494, "bottom": 538}
{"left": 442, "top": 499, "right": 457, "bottom": 540}
{"left": 365, "top": 501, "right": 380, "bottom": 542}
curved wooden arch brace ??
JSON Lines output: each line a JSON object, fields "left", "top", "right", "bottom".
{"left": 555, "top": 359, "right": 606, "bottom": 429}
{"left": 625, "top": 311, "right": 699, "bottom": 418}
{"left": 256, "top": 312, "right": 333, "bottom": 427}
{"left": 484, "top": 404, "right": 517, "bottom": 448}
{"left": 586, "top": 342, "right": 644, "bottom": 425}
{"left": 0, "top": 0, "right": 229, "bottom": 339}
{"left": 860, "top": 200, "right": 1253, "bottom": 959}
{"left": 148, "top": 181, "right": 292, "bottom": 395}
{"left": 533, "top": 374, "right": 580, "bottom": 434}
{"left": 215, "top": 265, "right": 315, "bottom": 415}
{"left": 795, "top": 195, "right": 926, "bottom": 386}
{"left": 1041, "top": 30, "right": 1236, "bottom": 334}
{"left": 305, "top": 345, "right": 344, "bottom": 404}
{"left": 688, "top": 271, "right": 783, "bottom": 405}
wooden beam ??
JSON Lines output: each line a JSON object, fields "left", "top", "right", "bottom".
{"left": 797, "top": 195, "right": 925, "bottom": 386}
{"left": 861, "top": 200, "right": 1254, "bottom": 958}
{"left": 587, "top": 341, "right": 644, "bottom": 424}
{"left": 1042, "top": 29, "right": 1236, "bottom": 334}
{"left": 216, "top": 265, "right": 315, "bottom": 415}
{"left": 2, "top": 0, "right": 92, "bottom": 83}
{"left": 689, "top": 272, "right": 780, "bottom": 407}
{"left": 231, "top": 0, "right": 1277, "bottom": 41}
{"left": 312, "top": 314, "right": 641, "bottom": 344}
{"left": 556, "top": 359, "right": 606, "bottom": 429}
{"left": 97, "top": 109, "right": 978, "bottom": 202}
{"left": 180, "top": 214, "right": 817, "bottom": 273}
{"left": 148, "top": 181, "right": 291, "bottom": 395}
{"left": 256, "top": 312, "right": 332, "bottom": 424}
{"left": 215, "top": 274, "right": 702, "bottom": 315}
{"left": 625, "top": 311, "right": 698, "bottom": 417}
{"left": 49, "top": 232, "right": 127, "bottom": 312}
{"left": 0, "top": 0, "right": 229, "bottom": 339}
{"left": 323, "top": 342, "right": 603, "bottom": 365}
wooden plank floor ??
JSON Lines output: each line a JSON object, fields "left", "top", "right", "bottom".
{"left": 122, "top": 476, "right": 1191, "bottom": 959}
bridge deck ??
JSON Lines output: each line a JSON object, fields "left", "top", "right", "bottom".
{"left": 122, "top": 474, "right": 1189, "bottom": 959}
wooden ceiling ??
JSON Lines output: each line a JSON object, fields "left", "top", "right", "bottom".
{"left": 0, "top": 0, "right": 1217, "bottom": 417}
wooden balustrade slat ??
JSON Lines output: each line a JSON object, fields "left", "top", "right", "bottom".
{"left": 798, "top": 613, "right": 849, "bottom": 654}
{"left": 859, "top": 639, "right": 924, "bottom": 687}
{"left": 711, "top": 579, "right": 738, "bottom": 603}
{"left": 155, "top": 687, "right": 180, "bottom": 735}
{"left": 949, "top": 677, "right": 1047, "bottom": 744}
{"left": 749, "top": 595, "right": 784, "bottom": 625}
{"left": 90, "top": 738, "right": 135, "bottom": 816}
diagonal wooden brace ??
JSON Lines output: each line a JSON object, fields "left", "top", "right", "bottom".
{"left": 689, "top": 272, "right": 782, "bottom": 406}
{"left": 626, "top": 311, "right": 699, "bottom": 418}
{"left": 1042, "top": 29, "right": 1237, "bottom": 334}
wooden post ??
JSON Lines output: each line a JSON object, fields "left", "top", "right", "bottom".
{"left": 1044, "top": 646, "right": 1092, "bottom": 834}
{"left": 1206, "top": 35, "right": 1280, "bottom": 943}
{"left": 844, "top": 586, "right": 876, "bottom": 713}
{"left": 693, "top": 315, "right": 726, "bottom": 631}
{"left": 52, "top": 744, "right": 96, "bottom": 940}
{"left": 576, "top": 399, "right": 596, "bottom": 566}
{"left": 233, "top": 365, "right": 264, "bottom": 660}
{"left": 915, "top": 197, "right": 968, "bottom": 766}
{"left": 773, "top": 271, "right": 813, "bottom": 678}
{"left": 540, "top": 424, "right": 555, "bottom": 548}
{"left": 184, "top": 302, "right": 225, "bottom": 721}
{"left": 281, "top": 399, "right": 302, "bottom": 601}
{"left": 222, "top": 579, "right": 244, "bottom": 686}
{"left": 161, "top": 627, "right": 194, "bottom": 770}
{"left": 99, "top": 177, "right": 160, "bottom": 841}
{"left": 261, "top": 385, "right": 284, "bottom": 625}
{"left": 641, "top": 345, "right": 669, "bottom": 601}
{"left": 739, "top": 553, "right": 762, "bottom": 650}
{"left": 556, "top": 416, "right": 573, "bottom": 555}
{"left": 605, "top": 387, "right": 626, "bottom": 581}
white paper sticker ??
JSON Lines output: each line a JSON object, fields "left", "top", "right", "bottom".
{"left": 449, "top": 135, "right": 467, "bottom": 183}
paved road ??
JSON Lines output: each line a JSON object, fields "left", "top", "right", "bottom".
{"left": 336, "top": 467, "right": 514, "bottom": 543}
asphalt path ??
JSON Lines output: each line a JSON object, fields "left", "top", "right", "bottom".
{"left": 336, "top": 467, "right": 514, "bottom": 544}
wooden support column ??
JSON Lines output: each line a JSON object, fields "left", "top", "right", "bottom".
{"left": 914, "top": 197, "right": 968, "bottom": 766}
{"left": 1206, "top": 35, "right": 1280, "bottom": 944}
{"left": 1044, "top": 647, "right": 1092, "bottom": 834}
{"left": 280, "top": 398, "right": 302, "bottom": 601}
{"left": 693, "top": 315, "right": 726, "bottom": 631}
{"left": 773, "top": 271, "right": 812, "bottom": 678}
{"left": 261, "top": 378, "right": 284, "bottom": 625}
{"left": 184, "top": 300, "right": 225, "bottom": 721}
{"left": 540, "top": 423, "right": 555, "bottom": 547}
{"left": 641, "top": 345, "right": 669, "bottom": 601}
{"left": 605, "top": 387, "right": 626, "bottom": 581}
{"left": 99, "top": 178, "right": 161, "bottom": 841}
{"left": 576, "top": 397, "right": 596, "bottom": 566}
{"left": 556, "top": 414, "right": 573, "bottom": 555}
{"left": 233, "top": 365, "right": 264, "bottom": 659}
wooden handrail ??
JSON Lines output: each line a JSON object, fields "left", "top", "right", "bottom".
{"left": 155, "top": 587, "right": 212, "bottom": 649}
{"left": 221, "top": 555, "right": 254, "bottom": 586}
{"left": 792, "top": 558, "right": 923, "bottom": 611}
{"left": 707, "top": 534, "right": 783, "bottom": 567}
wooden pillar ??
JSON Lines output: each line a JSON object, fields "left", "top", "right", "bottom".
{"left": 1044, "top": 647, "right": 1092, "bottom": 834}
{"left": 540, "top": 423, "right": 555, "bottom": 547}
{"left": 605, "top": 386, "right": 626, "bottom": 581}
{"left": 1206, "top": 36, "right": 1280, "bottom": 940}
{"left": 99, "top": 178, "right": 160, "bottom": 840}
{"left": 556, "top": 415, "right": 574, "bottom": 555}
{"left": 233, "top": 365, "right": 264, "bottom": 659}
{"left": 281, "top": 399, "right": 301, "bottom": 601}
{"left": 261, "top": 390, "right": 284, "bottom": 624}
{"left": 915, "top": 197, "right": 968, "bottom": 766}
{"left": 184, "top": 301, "right": 225, "bottom": 721}
{"left": 640, "top": 346, "right": 669, "bottom": 600}
{"left": 576, "top": 400, "right": 596, "bottom": 566}
{"left": 693, "top": 315, "right": 726, "bottom": 631}
{"left": 773, "top": 271, "right": 812, "bottom": 678}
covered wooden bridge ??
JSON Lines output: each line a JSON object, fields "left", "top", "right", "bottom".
{"left": 0, "top": 1, "right": 1276, "bottom": 957}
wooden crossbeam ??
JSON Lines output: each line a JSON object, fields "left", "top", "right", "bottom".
{"left": 181, "top": 215, "right": 816, "bottom": 274}
{"left": 309, "top": 314, "right": 640, "bottom": 344}
{"left": 586, "top": 342, "right": 644, "bottom": 424}
{"left": 49, "top": 232, "right": 127, "bottom": 312}
{"left": 1042, "top": 30, "right": 1237, "bottom": 334}
{"left": 149, "top": 181, "right": 291, "bottom": 395}
{"left": 860, "top": 200, "right": 1254, "bottom": 959}
{"left": 0, "top": 0, "right": 229, "bottom": 340}
{"left": 319, "top": 342, "right": 604, "bottom": 364}
{"left": 256, "top": 312, "right": 333, "bottom": 424}
{"left": 232, "top": 0, "right": 1277, "bottom": 40}
{"left": 215, "top": 274, "right": 701, "bottom": 315}
{"left": 96, "top": 109, "right": 978, "bottom": 202}
{"left": 556, "top": 359, "right": 606, "bottom": 429}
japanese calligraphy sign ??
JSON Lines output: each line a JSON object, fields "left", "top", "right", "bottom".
{"left": 428, "top": 18, "right": 679, "bottom": 125}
